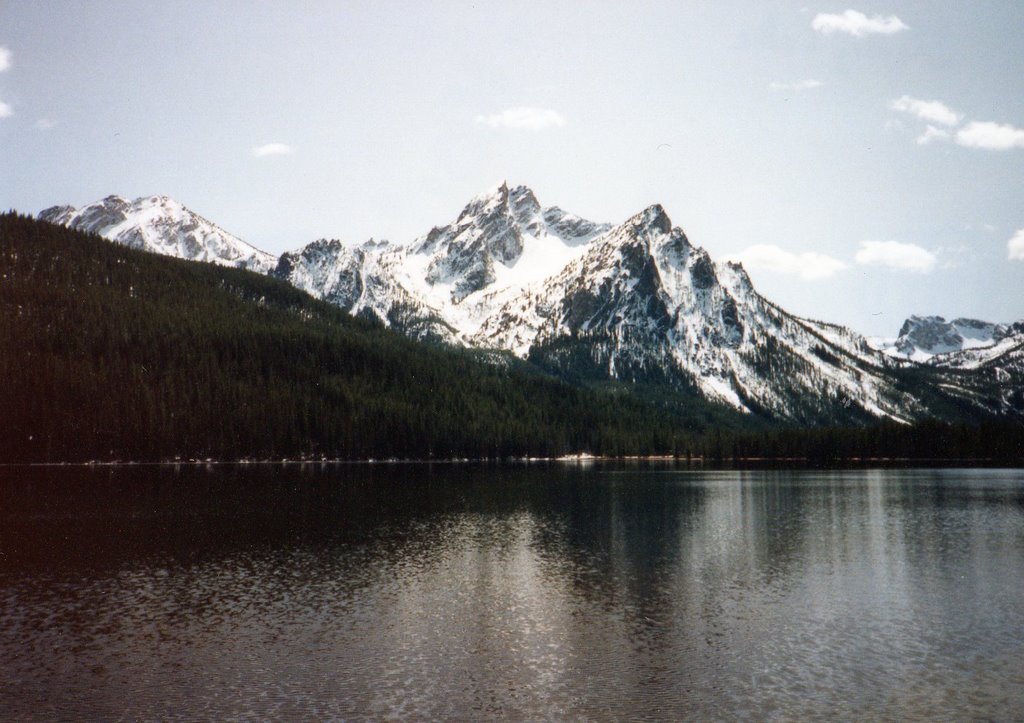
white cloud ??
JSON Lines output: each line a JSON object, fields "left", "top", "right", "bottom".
{"left": 1, "top": 48, "right": 14, "bottom": 119}
{"left": 955, "top": 121, "right": 1024, "bottom": 151}
{"left": 35, "top": 118, "right": 57, "bottom": 130}
{"left": 889, "top": 99, "right": 1024, "bottom": 151}
{"left": 916, "top": 124, "right": 950, "bottom": 145}
{"left": 726, "top": 244, "right": 847, "bottom": 280}
{"left": 768, "top": 79, "right": 824, "bottom": 92}
{"left": 811, "top": 10, "right": 908, "bottom": 37}
{"left": 252, "top": 142, "right": 294, "bottom": 157}
{"left": 1008, "top": 229, "right": 1024, "bottom": 261}
{"left": 475, "top": 107, "right": 567, "bottom": 131}
{"left": 855, "top": 240, "right": 936, "bottom": 273}
{"left": 890, "top": 95, "right": 961, "bottom": 126}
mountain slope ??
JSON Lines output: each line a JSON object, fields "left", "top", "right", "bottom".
{"left": 871, "top": 315, "right": 1019, "bottom": 362}
{"left": 37, "top": 185, "right": 1023, "bottom": 425}
{"left": 273, "top": 183, "right": 611, "bottom": 343}
{"left": 475, "top": 204, "right": 924, "bottom": 424}
{"left": 2, "top": 212, "right": 747, "bottom": 463}
{"left": 274, "top": 187, "right": 923, "bottom": 423}
{"left": 410, "top": 182, "right": 609, "bottom": 302}
{"left": 39, "top": 195, "right": 277, "bottom": 273}
{"left": 863, "top": 315, "right": 1024, "bottom": 416}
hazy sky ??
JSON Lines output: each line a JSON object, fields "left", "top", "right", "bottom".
{"left": 2, "top": 1, "right": 1022, "bottom": 336}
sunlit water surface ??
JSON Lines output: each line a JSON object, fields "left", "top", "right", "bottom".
{"left": 1, "top": 464, "right": 1023, "bottom": 719}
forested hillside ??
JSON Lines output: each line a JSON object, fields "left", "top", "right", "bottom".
{"left": 2, "top": 213, "right": 1021, "bottom": 464}
{"left": 0, "top": 213, "right": 747, "bottom": 462}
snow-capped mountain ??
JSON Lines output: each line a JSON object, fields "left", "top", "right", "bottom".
{"left": 864, "top": 315, "right": 1024, "bottom": 416}
{"left": 871, "top": 315, "right": 1018, "bottom": 362}
{"left": 922, "top": 327, "right": 1024, "bottom": 416}
{"left": 929, "top": 327, "right": 1024, "bottom": 369}
{"left": 37, "top": 184, "right": 1023, "bottom": 423}
{"left": 277, "top": 187, "right": 922, "bottom": 423}
{"left": 410, "top": 183, "right": 609, "bottom": 303}
{"left": 39, "top": 195, "right": 276, "bottom": 273}
{"left": 472, "top": 203, "right": 921, "bottom": 422}
{"left": 274, "top": 183, "right": 610, "bottom": 343}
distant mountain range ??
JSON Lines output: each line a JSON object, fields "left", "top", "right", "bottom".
{"left": 39, "top": 195, "right": 276, "bottom": 273}
{"left": 869, "top": 315, "right": 1024, "bottom": 364}
{"left": 39, "top": 185, "right": 1024, "bottom": 424}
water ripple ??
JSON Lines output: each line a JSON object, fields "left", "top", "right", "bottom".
{"left": 1, "top": 465, "right": 1022, "bottom": 719}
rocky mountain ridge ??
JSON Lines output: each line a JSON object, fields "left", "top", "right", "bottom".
{"left": 870, "top": 314, "right": 1024, "bottom": 365}
{"left": 38, "top": 186, "right": 1024, "bottom": 423}
{"left": 39, "top": 195, "right": 276, "bottom": 273}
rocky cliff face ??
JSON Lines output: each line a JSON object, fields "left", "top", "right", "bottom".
{"left": 871, "top": 315, "right": 1016, "bottom": 362}
{"left": 40, "top": 185, "right": 1024, "bottom": 422}
{"left": 473, "top": 204, "right": 922, "bottom": 422}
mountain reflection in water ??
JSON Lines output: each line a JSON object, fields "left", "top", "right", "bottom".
{"left": 1, "top": 464, "right": 1022, "bottom": 719}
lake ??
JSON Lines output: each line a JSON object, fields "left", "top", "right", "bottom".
{"left": 1, "top": 463, "right": 1022, "bottom": 719}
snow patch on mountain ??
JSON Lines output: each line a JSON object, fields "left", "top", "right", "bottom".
{"left": 922, "top": 322, "right": 1024, "bottom": 370}
{"left": 474, "top": 203, "right": 919, "bottom": 422}
{"left": 36, "top": 183, "right": 1021, "bottom": 423}
{"left": 870, "top": 315, "right": 1019, "bottom": 363}
{"left": 275, "top": 181, "right": 611, "bottom": 342}
{"left": 39, "top": 195, "right": 276, "bottom": 273}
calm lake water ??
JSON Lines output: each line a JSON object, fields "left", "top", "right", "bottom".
{"left": 1, "top": 463, "right": 1023, "bottom": 719}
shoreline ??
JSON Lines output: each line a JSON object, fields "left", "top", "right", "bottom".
{"left": 0, "top": 455, "right": 1016, "bottom": 469}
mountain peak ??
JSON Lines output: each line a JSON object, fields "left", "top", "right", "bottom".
{"left": 628, "top": 204, "right": 672, "bottom": 235}
{"left": 880, "top": 314, "right": 1015, "bottom": 362}
{"left": 465, "top": 180, "right": 509, "bottom": 206}
{"left": 899, "top": 314, "right": 944, "bottom": 336}
{"left": 721, "top": 260, "right": 754, "bottom": 293}
{"left": 39, "top": 194, "right": 276, "bottom": 273}
{"left": 461, "top": 182, "right": 544, "bottom": 213}
{"left": 37, "top": 183, "right": 1022, "bottom": 423}
{"left": 140, "top": 194, "right": 176, "bottom": 206}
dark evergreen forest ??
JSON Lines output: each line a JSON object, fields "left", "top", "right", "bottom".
{"left": 0, "top": 213, "right": 746, "bottom": 462}
{"left": 1, "top": 212, "right": 1021, "bottom": 464}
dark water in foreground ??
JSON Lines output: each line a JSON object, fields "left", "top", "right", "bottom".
{"left": 1, "top": 464, "right": 1023, "bottom": 720}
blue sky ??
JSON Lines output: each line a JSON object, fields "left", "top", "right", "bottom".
{"left": 2, "top": 1, "right": 1022, "bottom": 336}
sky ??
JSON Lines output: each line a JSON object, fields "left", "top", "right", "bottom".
{"left": 1, "top": 1, "right": 1022, "bottom": 336}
